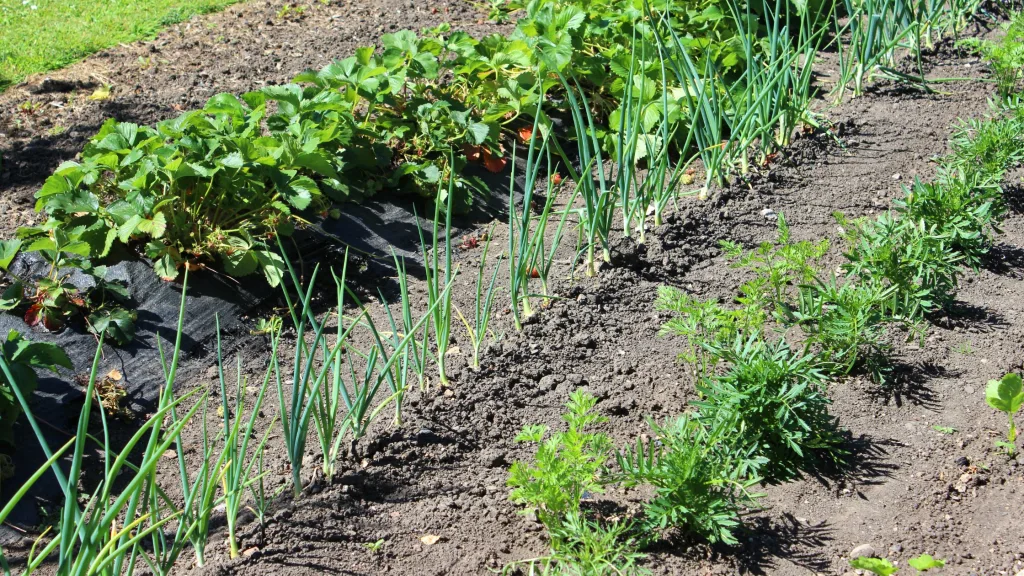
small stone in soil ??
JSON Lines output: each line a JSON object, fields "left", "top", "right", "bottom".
{"left": 539, "top": 374, "right": 562, "bottom": 391}
{"left": 850, "top": 544, "right": 877, "bottom": 559}
{"left": 573, "top": 333, "right": 597, "bottom": 349}
{"left": 481, "top": 449, "right": 507, "bottom": 468}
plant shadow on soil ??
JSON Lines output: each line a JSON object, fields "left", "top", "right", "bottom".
{"left": 0, "top": 97, "right": 151, "bottom": 196}
{"left": 732, "top": 513, "right": 836, "bottom": 575}
{"left": 3, "top": 2, "right": 1024, "bottom": 575}
{"left": 701, "top": 431, "right": 901, "bottom": 574}
{"left": 643, "top": 513, "right": 839, "bottom": 575}
{"left": 982, "top": 242, "right": 1024, "bottom": 279}
{"left": 876, "top": 360, "right": 949, "bottom": 409}
{"left": 1002, "top": 181, "right": 1024, "bottom": 215}
{"left": 937, "top": 299, "right": 1010, "bottom": 333}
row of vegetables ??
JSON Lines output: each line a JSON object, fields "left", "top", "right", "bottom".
{"left": 0, "top": 0, "right": 1018, "bottom": 572}
{"left": 0, "top": 0, "right": 987, "bottom": 352}
{"left": 0, "top": 0, "right": 980, "bottom": 287}
{"left": 507, "top": 78, "right": 1024, "bottom": 576}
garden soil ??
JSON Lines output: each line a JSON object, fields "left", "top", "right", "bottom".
{"left": 1, "top": 2, "right": 1024, "bottom": 576}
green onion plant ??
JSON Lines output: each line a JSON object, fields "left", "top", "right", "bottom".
{"left": 455, "top": 224, "right": 501, "bottom": 368}
{"left": 417, "top": 166, "right": 458, "bottom": 386}
{"left": 274, "top": 261, "right": 353, "bottom": 496}
{"left": 832, "top": 0, "right": 929, "bottom": 102}
{"left": 381, "top": 252, "right": 431, "bottom": 390}
{"left": 548, "top": 73, "right": 616, "bottom": 276}
{"left": 2, "top": 278, "right": 206, "bottom": 575}
{"left": 213, "top": 320, "right": 277, "bottom": 560}
{"left": 509, "top": 119, "right": 574, "bottom": 326}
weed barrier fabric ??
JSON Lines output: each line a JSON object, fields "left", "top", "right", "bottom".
{"left": 0, "top": 141, "right": 558, "bottom": 539}
{"left": 0, "top": 250, "right": 269, "bottom": 536}
{"left": 315, "top": 158, "right": 530, "bottom": 276}
{"left": 315, "top": 128, "right": 582, "bottom": 275}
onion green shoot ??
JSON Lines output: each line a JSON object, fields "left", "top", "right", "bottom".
{"left": 417, "top": 164, "right": 459, "bottom": 386}
{"left": 274, "top": 262, "right": 359, "bottom": 496}
{"left": 16, "top": 327, "right": 205, "bottom": 575}
{"left": 214, "top": 319, "right": 277, "bottom": 559}
{"left": 455, "top": 224, "right": 501, "bottom": 368}
{"left": 381, "top": 251, "right": 431, "bottom": 390}
{"left": 508, "top": 117, "right": 571, "bottom": 326}
{"left": 548, "top": 72, "right": 615, "bottom": 276}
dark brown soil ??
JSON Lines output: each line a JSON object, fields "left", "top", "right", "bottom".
{"left": 2, "top": 3, "right": 1023, "bottom": 576}
{"left": 194, "top": 47, "right": 1022, "bottom": 576}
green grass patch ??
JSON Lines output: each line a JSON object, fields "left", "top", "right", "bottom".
{"left": 0, "top": 0, "right": 243, "bottom": 91}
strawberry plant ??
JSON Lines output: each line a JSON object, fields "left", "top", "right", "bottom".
{"left": 1, "top": 228, "right": 136, "bottom": 344}
{"left": 0, "top": 240, "right": 24, "bottom": 313}
{"left": 31, "top": 92, "right": 333, "bottom": 285}
{"left": 0, "top": 331, "right": 72, "bottom": 452}
{"left": 292, "top": 32, "right": 502, "bottom": 212}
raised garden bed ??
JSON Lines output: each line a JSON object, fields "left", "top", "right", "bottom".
{"left": 0, "top": 1, "right": 1023, "bottom": 575}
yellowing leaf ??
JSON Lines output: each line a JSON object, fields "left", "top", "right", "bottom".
{"left": 89, "top": 85, "right": 112, "bottom": 101}
{"left": 106, "top": 369, "right": 122, "bottom": 381}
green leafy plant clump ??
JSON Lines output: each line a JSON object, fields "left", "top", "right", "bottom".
{"left": 617, "top": 414, "right": 765, "bottom": 545}
{"left": 720, "top": 213, "right": 830, "bottom": 315}
{"left": 655, "top": 286, "right": 766, "bottom": 376}
{"left": 838, "top": 211, "right": 963, "bottom": 318}
{"left": 508, "top": 390, "right": 613, "bottom": 528}
{"left": 507, "top": 389, "right": 773, "bottom": 572}
{"left": 696, "top": 334, "right": 845, "bottom": 483}
{"left": 791, "top": 276, "right": 897, "bottom": 381}
{"left": 0, "top": 237, "right": 136, "bottom": 344}
{"left": 959, "top": 11, "right": 1024, "bottom": 97}
{"left": 895, "top": 170, "right": 1006, "bottom": 270}
{"left": 507, "top": 391, "right": 651, "bottom": 575}
{"left": 27, "top": 94, "right": 330, "bottom": 286}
